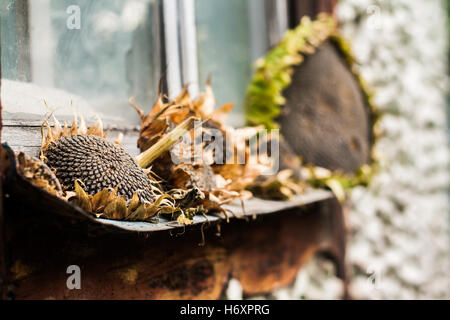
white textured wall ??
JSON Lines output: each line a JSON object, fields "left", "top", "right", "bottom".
{"left": 226, "top": 0, "right": 449, "bottom": 300}
{"left": 338, "top": 0, "right": 449, "bottom": 300}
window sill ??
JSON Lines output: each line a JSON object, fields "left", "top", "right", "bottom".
{"left": 1, "top": 79, "right": 142, "bottom": 156}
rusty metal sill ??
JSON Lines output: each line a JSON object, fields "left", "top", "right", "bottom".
{"left": 2, "top": 143, "right": 334, "bottom": 234}
{"left": 94, "top": 188, "right": 334, "bottom": 233}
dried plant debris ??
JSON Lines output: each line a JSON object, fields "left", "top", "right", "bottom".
{"left": 246, "top": 169, "right": 305, "bottom": 201}
{"left": 301, "top": 164, "right": 374, "bottom": 202}
{"left": 7, "top": 84, "right": 305, "bottom": 225}
{"left": 16, "top": 152, "right": 63, "bottom": 197}
{"left": 131, "top": 79, "right": 304, "bottom": 213}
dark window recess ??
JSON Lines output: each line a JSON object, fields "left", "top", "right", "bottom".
{"left": 288, "top": 0, "right": 337, "bottom": 27}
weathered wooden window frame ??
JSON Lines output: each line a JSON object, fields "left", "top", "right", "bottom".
{"left": 163, "top": 0, "right": 288, "bottom": 98}
{"left": 2, "top": 0, "right": 288, "bottom": 150}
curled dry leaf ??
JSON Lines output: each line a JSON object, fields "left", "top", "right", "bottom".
{"left": 15, "top": 152, "right": 62, "bottom": 197}
{"left": 246, "top": 169, "right": 306, "bottom": 201}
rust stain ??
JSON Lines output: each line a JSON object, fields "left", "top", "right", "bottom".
{"left": 6, "top": 199, "right": 347, "bottom": 299}
{"left": 142, "top": 247, "right": 230, "bottom": 300}
{"left": 10, "top": 260, "right": 33, "bottom": 280}
{"left": 119, "top": 268, "right": 139, "bottom": 284}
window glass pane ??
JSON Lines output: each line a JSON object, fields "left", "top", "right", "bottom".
{"left": 0, "top": 0, "right": 30, "bottom": 81}
{"left": 195, "top": 0, "right": 268, "bottom": 126}
{"left": 1, "top": 0, "right": 161, "bottom": 123}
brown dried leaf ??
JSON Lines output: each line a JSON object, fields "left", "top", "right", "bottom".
{"left": 126, "top": 204, "right": 147, "bottom": 221}
{"left": 74, "top": 180, "right": 93, "bottom": 212}
{"left": 137, "top": 118, "right": 168, "bottom": 151}
{"left": 86, "top": 116, "right": 104, "bottom": 137}
{"left": 114, "top": 133, "right": 124, "bottom": 146}
{"left": 52, "top": 114, "right": 63, "bottom": 139}
{"left": 174, "top": 85, "right": 191, "bottom": 106}
{"left": 194, "top": 78, "right": 215, "bottom": 115}
{"left": 104, "top": 196, "right": 127, "bottom": 220}
{"left": 78, "top": 114, "right": 87, "bottom": 134}
{"left": 209, "top": 102, "right": 234, "bottom": 125}
{"left": 177, "top": 212, "right": 193, "bottom": 225}
{"left": 169, "top": 166, "right": 192, "bottom": 189}
{"left": 116, "top": 196, "right": 128, "bottom": 219}
{"left": 91, "top": 188, "right": 112, "bottom": 213}
{"left": 146, "top": 194, "right": 174, "bottom": 217}
{"left": 129, "top": 96, "right": 145, "bottom": 119}
{"left": 128, "top": 191, "right": 141, "bottom": 213}
{"left": 69, "top": 114, "right": 78, "bottom": 135}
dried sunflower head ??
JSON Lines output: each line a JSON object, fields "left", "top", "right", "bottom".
{"left": 40, "top": 115, "right": 158, "bottom": 203}
{"left": 38, "top": 113, "right": 198, "bottom": 223}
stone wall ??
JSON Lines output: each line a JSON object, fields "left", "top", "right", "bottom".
{"left": 337, "top": 0, "right": 449, "bottom": 299}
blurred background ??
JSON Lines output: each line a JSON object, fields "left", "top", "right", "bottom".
{"left": 1, "top": 0, "right": 449, "bottom": 299}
